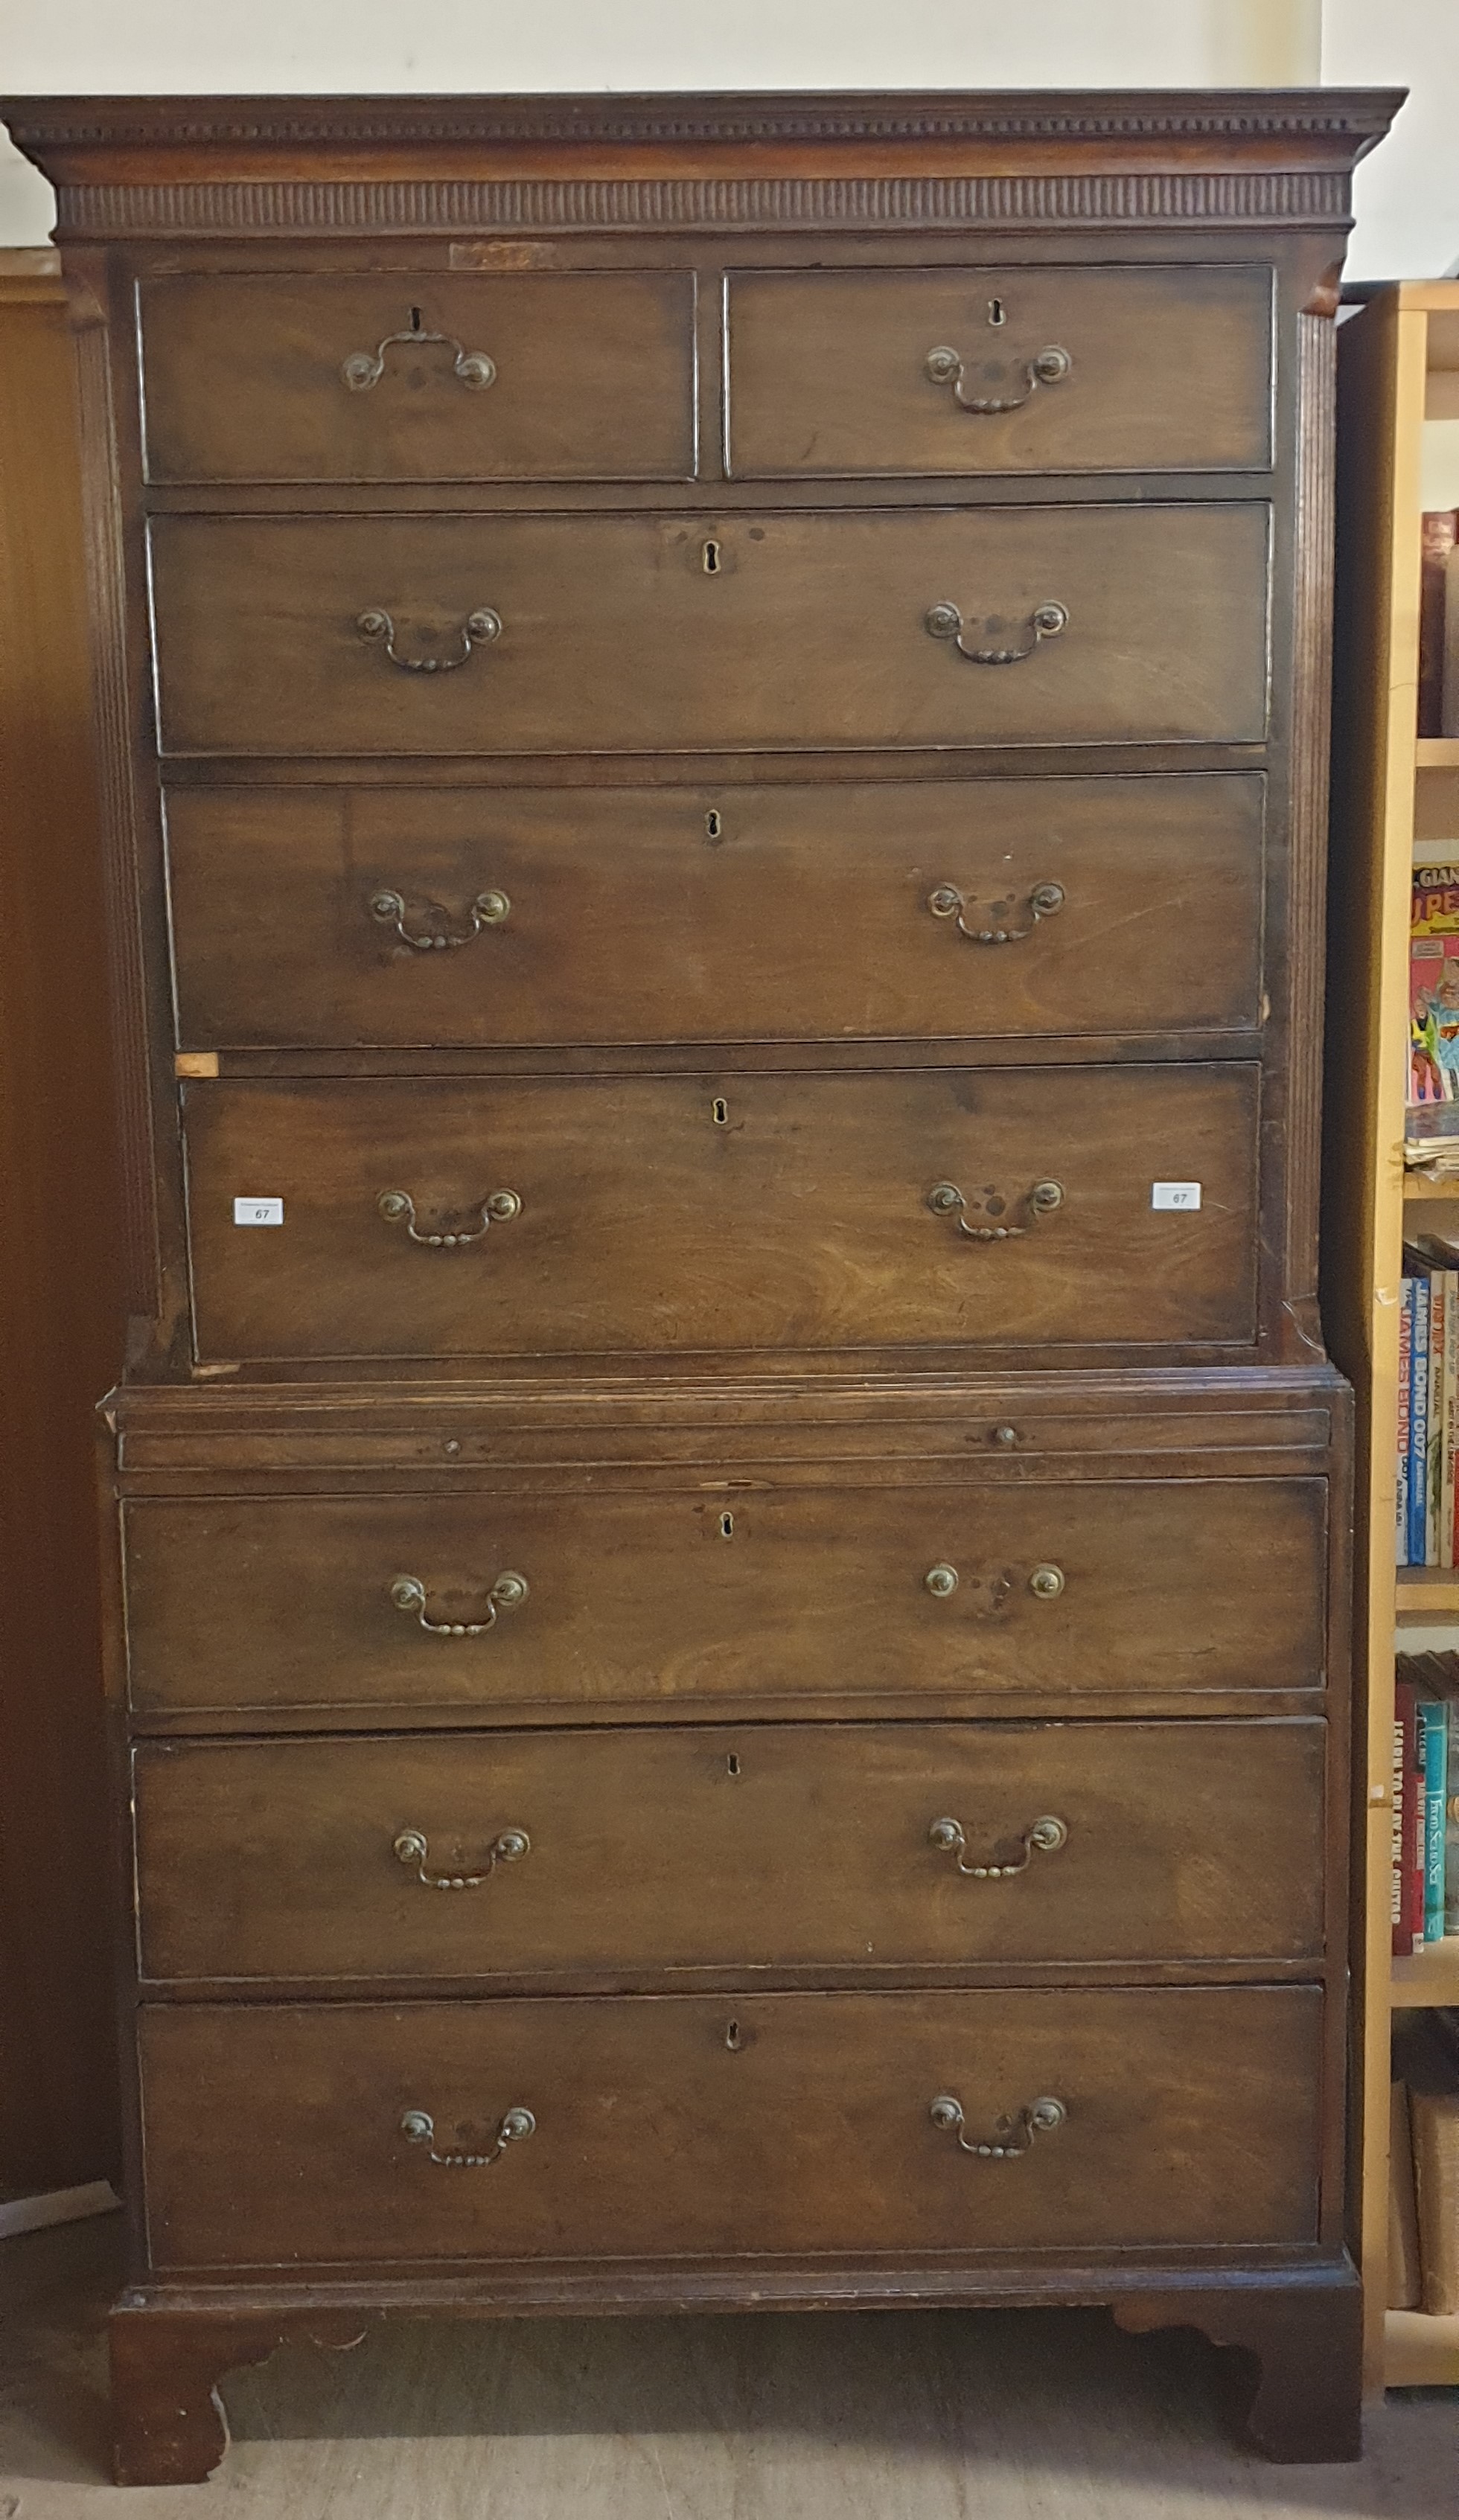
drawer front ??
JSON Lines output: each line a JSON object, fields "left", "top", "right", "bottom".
{"left": 181, "top": 1066, "right": 1260, "bottom": 1361}
{"left": 725, "top": 265, "right": 1274, "bottom": 478}
{"left": 121, "top": 1478, "right": 1327, "bottom": 1716}
{"left": 138, "top": 1987, "right": 1324, "bottom": 2268}
{"left": 166, "top": 774, "right": 1265, "bottom": 1052}
{"left": 138, "top": 275, "right": 697, "bottom": 483}
{"left": 133, "top": 1720, "right": 1326, "bottom": 1984}
{"left": 149, "top": 505, "right": 1271, "bottom": 757}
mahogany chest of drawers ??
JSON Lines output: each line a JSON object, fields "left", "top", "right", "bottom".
{"left": 1, "top": 84, "right": 1399, "bottom": 2484}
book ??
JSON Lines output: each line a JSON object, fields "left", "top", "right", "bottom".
{"left": 1394, "top": 1676, "right": 1425, "bottom": 1956}
{"left": 1424, "top": 1694, "right": 1449, "bottom": 1941}
{"left": 1429, "top": 1272, "right": 1446, "bottom": 1563}
{"left": 1410, "top": 866, "right": 1459, "bottom": 1107}
{"left": 1421, "top": 511, "right": 1459, "bottom": 738}
{"left": 1388, "top": 2080, "right": 1423, "bottom": 2309}
{"left": 1411, "top": 1273, "right": 1431, "bottom": 1567}
{"left": 1398, "top": 1277, "right": 1414, "bottom": 1564}
{"left": 1446, "top": 543, "right": 1459, "bottom": 741}
{"left": 1441, "top": 1270, "right": 1451, "bottom": 1562}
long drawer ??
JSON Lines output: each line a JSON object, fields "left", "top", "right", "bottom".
{"left": 138, "top": 1988, "right": 1324, "bottom": 2269}
{"left": 120, "top": 1478, "right": 1327, "bottom": 1717}
{"left": 724, "top": 263, "right": 1274, "bottom": 478}
{"left": 147, "top": 505, "right": 1271, "bottom": 756}
{"left": 133, "top": 1721, "right": 1326, "bottom": 1984}
{"left": 138, "top": 273, "right": 699, "bottom": 485}
{"left": 180, "top": 1066, "right": 1260, "bottom": 1361}
{"left": 165, "top": 774, "right": 1266, "bottom": 1052}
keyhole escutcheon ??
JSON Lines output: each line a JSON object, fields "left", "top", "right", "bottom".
{"left": 988, "top": 297, "right": 1006, "bottom": 327}
{"left": 702, "top": 538, "right": 721, "bottom": 574}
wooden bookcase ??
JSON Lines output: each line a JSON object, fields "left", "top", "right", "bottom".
{"left": 1326, "top": 278, "right": 1459, "bottom": 2391}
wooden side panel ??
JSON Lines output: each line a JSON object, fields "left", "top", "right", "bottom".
{"left": 0, "top": 269, "right": 121, "bottom": 2196}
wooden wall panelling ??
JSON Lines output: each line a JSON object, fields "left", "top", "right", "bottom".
{"left": 0, "top": 252, "right": 121, "bottom": 2198}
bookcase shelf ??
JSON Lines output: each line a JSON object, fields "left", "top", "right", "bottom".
{"left": 1396, "top": 1568, "right": 1459, "bottom": 1614}
{"left": 1393, "top": 1943, "right": 1459, "bottom": 2006}
{"left": 1383, "top": 2309, "right": 1459, "bottom": 2387}
{"left": 1328, "top": 280, "right": 1459, "bottom": 2396}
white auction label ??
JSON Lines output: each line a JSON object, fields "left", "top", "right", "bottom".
{"left": 233, "top": 1196, "right": 284, "bottom": 1227}
{"left": 1151, "top": 1182, "right": 1201, "bottom": 1212}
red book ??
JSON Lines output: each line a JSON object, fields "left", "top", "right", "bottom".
{"left": 1395, "top": 1678, "right": 1426, "bottom": 1956}
{"left": 1421, "top": 513, "right": 1459, "bottom": 738}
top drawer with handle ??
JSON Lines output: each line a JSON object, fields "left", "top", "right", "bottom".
{"left": 725, "top": 265, "right": 1274, "bottom": 478}
{"left": 137, "top": 275, "right": 698, "bottom": 485}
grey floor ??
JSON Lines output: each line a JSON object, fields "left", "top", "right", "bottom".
{"left": 1, "top": 2216, "right": 1455, "bottom": 2518}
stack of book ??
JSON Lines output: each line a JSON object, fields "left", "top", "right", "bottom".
{"left": 1422, "top": 511, "right": 1459, "bottom": 742}
{"left": 1396, "top": 1252, "right": 1459, "bottom": 1561}
{"left": 1393, "top": 1652, "right": 1459, "bottom": 1953}
{"left": 1390, "top": 2010, "right": 1459, "bottom": 2315}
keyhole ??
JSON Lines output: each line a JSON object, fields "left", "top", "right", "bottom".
{"left": 409, "top": 306, "right": 423, "bottom": 332}
{"left": 703, "top": 539, "right": 721, "bottom": 574}
{"left": 704, "top": 809, "right": 723, "bottom": 842}
{"left": 727, "top": 1751, "right": 741, "bottom": 1774}
{"left": 720, "top": 1512, "right": 735, "bottom": 1540}
{"left": 712, "top": 1098, "right": 729, "bottom": 1126}
{"left": 988, "top": 298, "right": 1006, "bottom": 327}
{"left": 725, "top": 2019, "right": 742, "bottom": 2051}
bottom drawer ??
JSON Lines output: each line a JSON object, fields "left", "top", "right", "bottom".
{"left": 139, "top": 1987, "right": 1322, "bottom": 2270}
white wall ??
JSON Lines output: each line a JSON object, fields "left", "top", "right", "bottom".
{"left": 0, "top": 0, "right": 1451, "bottom": 278}
{"left": 0, "top": 1, "right": 1326, "bottom": 246}
{"left": 1322, "top": 0, "right": 1459, "bottom": 278}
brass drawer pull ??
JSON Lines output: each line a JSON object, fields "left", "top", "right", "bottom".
{"left": 925, "top": 341, "right": 1072, "bottom": 413}
{"left": 925, "top": 1179, "right": 1064, "bottom": 1241}
{"left": 928, "top": 1813, "right": 1068, "bottom": 1879}
{"left": 389, "top": 1570, "right": 529, "bottom": 1636}
{"left": 924, "top": 1561, "right": 1064, "bottom": 1602}
{"left": 927, "top": 880, "right": 1064, "bottom": 944}
{"left": 925, "top": 599, "right": 1067, "bottom": 665}
{"left": 392, "top": 1825, "right": 530, "bottom": 1888}
{"left": 356, "top": 607, "right": 501, "bottom": 674}
{"left": 370, "top": 886, "right": 511, "bottom": 950}
{"left": 377, "top": 1188, "right": 521, "bottom": 1248}
{"left": 929, "top": 2093, "right": 1067, "bottom": 2159}
{"left": 342, "top": 324, "right": 497, "bottom": 394}
{"left": 399, "top": 2105, "right": 534, "bottom": 2169}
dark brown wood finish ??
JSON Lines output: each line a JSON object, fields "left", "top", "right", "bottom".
{"left": 120, "top": 1475, "right": 1326, "bottom": 1717}
{"left": 165, "top": 775, "right": 1266, "bottom": 1052}
{"left": 148, "top": 505, "right": 1272, "bottom": 758}
{"left": 133, "top": 1720, "right": 1326, "bottom": 1986}
{"left": 179, "top": 1066, "right": 1262, "bottom": 1362}
{"left": 0, "top": 87, "right": 1397, "bottom": 2480}
{"left": 138, "top": 1989, "right": 1326, "bottom": 2268}
{"left": 724, "top": 263, "right": 1275, "bottom": 477}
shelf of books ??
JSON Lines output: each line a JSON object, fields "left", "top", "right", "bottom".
{"left": 1328, "top": 281, "right": 1459, "bottom": 2391}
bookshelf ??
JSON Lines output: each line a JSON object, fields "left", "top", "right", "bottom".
{"left": 1326, "top": 280, "right": 1459, "bottom": 2393}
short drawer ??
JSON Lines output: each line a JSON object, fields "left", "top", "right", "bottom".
{"left": 138, "top": 1986, "right": 1324, "bottom": 2269}
{"left": 165, "top": 773, "right": 1265, "bottom": 1052}
{"left": 147, "top": 504, "right": 1271, "bottom": 756}
{"left": 132, "top": 1720, "right": 1326, "bottom": 1984}
{"left": 725, "top": 264, "right": 1274, "bottom": 477}
{"left": 120, "top": 1477, "right": 1327, "bottom": 1717}
{"left": 179, "top": 1065, "right": 1260, "bottom": 1362}
{"left": 138, "top": 275, "right": 697, "bottom": 483}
